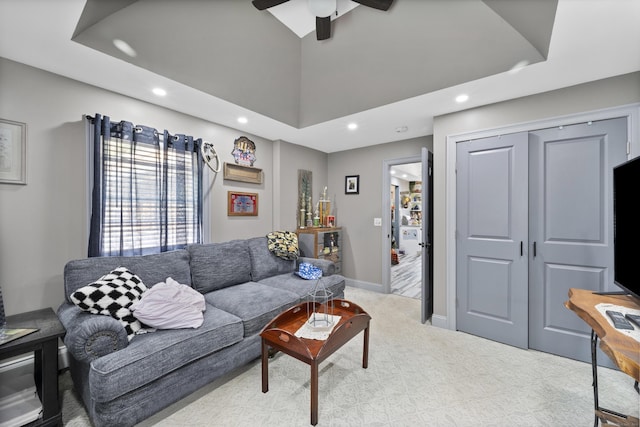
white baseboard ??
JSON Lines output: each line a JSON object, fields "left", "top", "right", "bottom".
{"left": 431, "top": 314, "right": 449, "bottom": 329}
{"left": 345, "top": 278, "right": 384, "bottom": 293}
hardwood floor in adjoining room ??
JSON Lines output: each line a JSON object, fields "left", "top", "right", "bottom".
{"left": 391, "top": 253, "right": 421, "bottom": 299}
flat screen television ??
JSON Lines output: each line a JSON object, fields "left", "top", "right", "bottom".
{"left": 613, "top": 155, "right": 640, "bottom": 299}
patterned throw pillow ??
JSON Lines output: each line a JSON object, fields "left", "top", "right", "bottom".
{"left": 267, "top": 231, "right": 299, "bottom": 260}
{"left": 70, "top": 267, "right": 148, "bottom": 340}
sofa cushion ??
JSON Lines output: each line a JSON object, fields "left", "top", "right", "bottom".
{"left": 247, "top": 237, "right": 296, "bottom": 282}
{"left": 188, "top": 241, "right": 252, "bottom": 293}
{"left": 205, "top": 282, "right": 299, "bottom": 336}
{"left": 69, "top": 267, "right": 148, "bottom": 341}
{"left": 89, "top": 304, "right": 243, "bottom": 402}
{"left": 64, "top": 250, "right": 191, "bottom": 301}
{"left": 259, "top": 273, "right": 346, "bottom": 301}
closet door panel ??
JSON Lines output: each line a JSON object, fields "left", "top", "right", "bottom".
{"left": 456, "top": 132, "right": 529, "bottom": 349}
{"left": 528, "top": 118, "right": 628, "bottom": 364}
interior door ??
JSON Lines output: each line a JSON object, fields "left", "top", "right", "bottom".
{"left": 421, "top": 148, "right": 433, "bottom": 323}
{"left": 528, "top": 118, "right": 628, "bottom": 363}
{"left": 456, "top": 133, "right": 529, "bottom": 348}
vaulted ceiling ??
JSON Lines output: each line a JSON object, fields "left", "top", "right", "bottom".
{"left": 1, "top": 0, "right": 639, "bottom": 152}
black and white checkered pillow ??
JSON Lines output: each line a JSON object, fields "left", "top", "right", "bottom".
{"left": 70, "top": 267, "right": 148, "bottom": 340}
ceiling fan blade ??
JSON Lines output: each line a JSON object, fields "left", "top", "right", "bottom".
{"left": 252, "top": 0, "right": 289, "bottom": 11}
{"left": 316, "top": 16, "right": 331, "bottom": 40}
{"left": 352, "top": 0, "right": 393, "bottom": 11}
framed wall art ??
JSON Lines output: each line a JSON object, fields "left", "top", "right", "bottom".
{"left": 0, "top": 118, "right": 27, "bottom": 185}
{"left": 345, "top": 175, "right": 359, "bottom": 195}
{"left": 223, "top": 162, "right": 263, "bottom": 184}
{"left": 228, "top": 191, "right": 258, "bottom": 216}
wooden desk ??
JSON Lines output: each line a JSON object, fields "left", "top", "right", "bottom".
{"left": 565, "top": 288, "right": 640, "bottom": 427}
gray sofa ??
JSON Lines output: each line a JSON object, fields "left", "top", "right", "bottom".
{"left": 57, "top": 236, "right": 345, "bottom": 427}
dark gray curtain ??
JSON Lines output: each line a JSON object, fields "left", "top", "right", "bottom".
{"left": 88, "top": 114, "right": 203, "bottom": 257}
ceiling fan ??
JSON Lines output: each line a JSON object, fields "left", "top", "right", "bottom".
{"left": 252, "top": 0, "right": 393, "bottom": 40}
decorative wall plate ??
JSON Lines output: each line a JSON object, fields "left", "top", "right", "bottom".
{"left": 231, "top": 136, "right": 256, "bottom": 166}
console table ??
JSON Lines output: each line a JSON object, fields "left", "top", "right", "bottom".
{"left": 0, "top": 308, "right": 65, "bottom": 427}
{"left": 565, "top": 288, "right": 640, "bottom": 427}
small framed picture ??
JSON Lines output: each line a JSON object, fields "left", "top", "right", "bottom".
{"left": 0, "top": 118, "right": 27, "bottom": 185}
{"left": 345, "top": 175, "right": 359, "bottom": 195}
{"left": 228, "top": 191, "right": 258, "bottom": 216}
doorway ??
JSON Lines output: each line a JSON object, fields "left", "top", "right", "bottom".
{"left": 382, "top": 148, "right": 433, "bottom": 323}
{"left": 390, "top": 162, "right": 423, "bottom": 299}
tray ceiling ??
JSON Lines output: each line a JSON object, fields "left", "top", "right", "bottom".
{"left": 72, "top": 0, "right": 556, "bottom": 128}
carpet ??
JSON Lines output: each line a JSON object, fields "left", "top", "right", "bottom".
{"left": 61, "top": 287, "right": 639, "bottom": 426}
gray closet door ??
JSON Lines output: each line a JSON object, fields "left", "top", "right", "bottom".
{"left": 528, "top": 118, "right": 628, "bottom": 363}
{"left": 456, "top": 132, "right": 529, "bottom": 348}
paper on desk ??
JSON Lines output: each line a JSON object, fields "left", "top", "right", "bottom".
{"left": 595, "top": 303, "right": 640, "bottom": 342}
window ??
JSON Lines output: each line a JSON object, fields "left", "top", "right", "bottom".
{"left": 88, "top": 115, "right": 203, "bottom": 257}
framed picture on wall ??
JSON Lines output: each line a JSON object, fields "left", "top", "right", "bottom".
{"left": 345, "top": 175, "right": 359, "bottom": 194}
{"left": 0, "top": 118, "right": 27, "bottom": 185}
{"left": 227, "top": 191, "right": 258, "bottom": 216}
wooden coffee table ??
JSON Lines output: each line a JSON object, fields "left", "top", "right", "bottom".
{"left": 260, "top": 299, "right": 371, "bottom": 426}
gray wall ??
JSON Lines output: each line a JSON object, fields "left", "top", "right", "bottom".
{"left": 274, "top": 140, "right": 329, "bottom": 231}
{"left": 431, "top": 71, "right": 640, "bottom": 319}
{"left": 3, "top": 53, "right": 636, "bottom": 324}
{"left": 0, "top": 57, "right": 280, "bottom": 315}
{"left": 327, "top": 137, "right": 432, "bottom": 285}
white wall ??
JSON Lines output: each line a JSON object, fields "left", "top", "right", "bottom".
{"left": 0, "top": 57, "right": 278, "bottom": 315}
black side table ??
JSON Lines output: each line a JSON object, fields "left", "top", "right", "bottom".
{"left": 0, "top": 308, "right": 65, "bottom": 427}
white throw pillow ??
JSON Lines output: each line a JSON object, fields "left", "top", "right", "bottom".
{"left": 130, "top": 277, "right": 205, "bottom": 329}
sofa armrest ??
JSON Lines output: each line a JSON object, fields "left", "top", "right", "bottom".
{"left": 57, "top": 303, "right": 129, "bottom": 363}
{"left": 298, "top": 257, "right": 336, "bottom": 276}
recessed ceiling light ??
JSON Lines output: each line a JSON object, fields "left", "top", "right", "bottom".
{"left": 508, "top": 60, "right": 530, "bottom": 74}
{"left": 152, "top": 88, "right": 167, "bottom": 97}
{"left": 347, "top": 123, "right": 358, "bottom": 130}
{"left": 113, "top": 39, "right": 137, "bottom": 57}
{"left": 455, "top": 94, "right": 469, "bottom": 103}
{"left": 237, "top": 117, "right": 248, "bottom": 124}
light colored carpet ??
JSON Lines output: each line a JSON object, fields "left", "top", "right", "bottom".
{"left": 61, "top": 287, "right": 639, "bottom": 426}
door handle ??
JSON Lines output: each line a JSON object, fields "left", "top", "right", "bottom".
{"left": 520, "top": 241, "right": 523, "bottom": 257}
{"left": 533, "top": 241, "right": 537, "bottom": 257}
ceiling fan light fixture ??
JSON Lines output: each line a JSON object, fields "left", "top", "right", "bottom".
{"left": 308, "top": 0, "right": 337, "bottom": 17}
